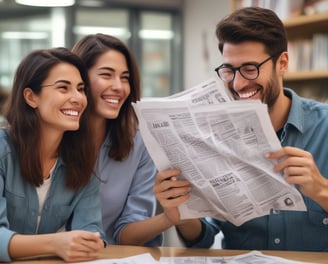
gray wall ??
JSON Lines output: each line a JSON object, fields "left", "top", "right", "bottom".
{"left": 183, "top": 0, "right": 230, "bottom": 90}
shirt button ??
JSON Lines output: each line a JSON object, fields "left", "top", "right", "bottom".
{"left": 272, "top": 209, "right": 280, "bottom": 214}
{"left": 274, "top": 238, "right": 281, "bottom": 244}
{"left": 323, "top": 218, "right": 328, "bottom": 225}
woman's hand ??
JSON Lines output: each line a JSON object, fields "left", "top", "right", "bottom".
{"left": 53, "top": 231, "right": 104, "bottom": 262}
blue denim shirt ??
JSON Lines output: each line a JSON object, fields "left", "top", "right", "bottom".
{"left": 97, "top": 130, "right": 161, "bottom": 246}
{"left": 0, "top": 129, "right": 106, "bottom": 262}
{"left": 186, "top": 88, "right": 328, "bottom": 251}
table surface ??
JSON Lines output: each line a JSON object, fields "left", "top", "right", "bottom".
{"left": 9, "top": 245, "right": 328, "bottom": 263}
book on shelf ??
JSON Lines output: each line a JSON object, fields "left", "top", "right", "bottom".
{"left": 287, "top": 34, "right": 328, "bottom": 73}
{"left": 233, "top": 0, "right": 303, "bottom": 20}
{"left": 234, "top": 0, "right": 328, "bottom": 17}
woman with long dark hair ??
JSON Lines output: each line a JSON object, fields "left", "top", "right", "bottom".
{"left": 73, "top": 34, "right": 175, "bottom": 246}
{"left": 0, "top": 47, "right": 105, "bottom": 262}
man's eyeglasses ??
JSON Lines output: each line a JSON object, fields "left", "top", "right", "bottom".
{"left": 214, "top": 55, "right": 275, "bottom": 83}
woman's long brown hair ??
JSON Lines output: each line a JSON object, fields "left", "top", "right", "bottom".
{"left": 72, "top": 34, "right": 140, "bottom": 161}
{"left": 3, "top": 47, "right": 97, "bottom": 189}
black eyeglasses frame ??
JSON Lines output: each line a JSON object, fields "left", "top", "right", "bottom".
{"left": 214, "top": 55, "right": 277, "bottom": 83}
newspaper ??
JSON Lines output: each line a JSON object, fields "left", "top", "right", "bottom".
{"left": 133, "top": 78, "right": 306, "bottom": 226}
{"left": 75, "top": 253, "right": 159, "bottom": 264}
{"left": 74, "top": 251, "right": 317, "bottom": 264}
{"left": 159, "top": 250, "right": 317, "bottom": 264}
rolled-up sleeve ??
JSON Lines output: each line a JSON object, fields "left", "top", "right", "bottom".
{"left": 183, "top": 218, "right": 221, "bottom": 248}
{"left": 0, "top": 163, "right": 16, "bottom": 262}
{"left": 0, "top": 227, "right": 16, "bottom": 262}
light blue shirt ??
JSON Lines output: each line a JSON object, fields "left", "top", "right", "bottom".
{"left": 0, "top": 129, "right": 106, "bottom": 262}
{"left": 97, "top": 130, "right": 161, "bottom": 246}
{"left": 187, "top": 88, "right": 328, "bottom": 251}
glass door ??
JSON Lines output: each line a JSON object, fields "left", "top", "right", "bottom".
{"left": 139, "top": 11, "right": 173, "bottom": 97}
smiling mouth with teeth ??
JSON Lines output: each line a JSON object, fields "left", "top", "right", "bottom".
{"left": 105, "top": 98, "right": 119, "bottom": 104}
{"left": 62, "top": 110, "right": 79, "bottom": 116}
{"left": 238, "top": 89, "right": 258, "bottom": 99}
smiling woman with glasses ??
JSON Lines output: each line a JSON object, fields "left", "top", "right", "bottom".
{"left": 215, "top": 55, "right": 277, "bottom": 82}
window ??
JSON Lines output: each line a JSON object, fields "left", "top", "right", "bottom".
{"left": 75, "top": 7, "right": 182, "bottom": 97}
{"left": 140, "top": 11, "right": 173, "bottom": 97}
{"left": 0, "top": 10, "right": 51, "bottom": 89}
{"left": 0, "top": 2, "right": 182, "bottom": 97}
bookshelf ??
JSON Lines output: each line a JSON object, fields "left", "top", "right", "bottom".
{"left": 229, "top": 0, "right": 328, "bottom": 100}
{"left": 284, "top": 11, "right": 328, "bottom": 99}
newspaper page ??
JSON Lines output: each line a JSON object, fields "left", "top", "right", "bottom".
{"left": 75, "top": 253, "right": 160, "bottom": 264}
{"left": 140, "top": 78, "right": 233, "bottom": 105}
{"left": 133, "top": 78, "right": 306, "bottom": 226}
{"left": 159, "top": 251, "right": 317, "bottom": 264}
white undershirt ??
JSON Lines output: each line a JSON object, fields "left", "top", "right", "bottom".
{"left": 35, "top": 159, "right": 57, "bottom": 232}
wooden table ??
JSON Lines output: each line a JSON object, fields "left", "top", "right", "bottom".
{"left": 9, "top": 245, "right": 328, "bottom": 263}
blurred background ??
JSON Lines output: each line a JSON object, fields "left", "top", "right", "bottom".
{"left": 0, "top": 0, "right": 228, "bottom": 98}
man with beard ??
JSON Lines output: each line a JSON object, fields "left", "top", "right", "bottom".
{"left": 154, "top": 7, "right": 328, "bottom": 251}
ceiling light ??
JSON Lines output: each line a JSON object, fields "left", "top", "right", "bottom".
{"left": 74, "top": 26, "right": 131, "bottom": 39}
{"left": 139, "top": 30, "right": 174, "bottom": 40}
{"left": 2, "top": 31, "right": 49, "bottom": 39}
{"left": 15, "top": 0, "right": 75, "bottom": 7}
